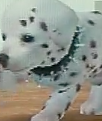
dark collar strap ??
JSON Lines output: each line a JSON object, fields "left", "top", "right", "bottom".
{"left": 30, "top": 26, "right": 83, "bottom": 77}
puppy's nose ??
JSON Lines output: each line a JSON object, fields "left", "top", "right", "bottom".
{"left": 0, "top": 53, "right": 9, "bottom": 68}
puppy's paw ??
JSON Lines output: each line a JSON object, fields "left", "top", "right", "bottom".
{"left": 80, "top": 100, "right": 102, "bottom": 115}
{"left": 31, "top": 112, "right": 59, "bottom": 121}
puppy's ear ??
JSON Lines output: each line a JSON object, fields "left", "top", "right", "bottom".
{"left": 46, "top": 7, "right": 78, "bottom": 49}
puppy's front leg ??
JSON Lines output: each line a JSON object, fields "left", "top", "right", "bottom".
{"left": 80, "top": 84, "right": 102, "bottom": 115}
{"left": 0, "top": 65, "right": 17, "bottom": 91}
{"left": 31, "top": 84, "right": 81, "bottom": 121}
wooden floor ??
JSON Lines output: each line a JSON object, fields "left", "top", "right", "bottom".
{"left": 0, "top": 82, "right": 102, "bottom": 121}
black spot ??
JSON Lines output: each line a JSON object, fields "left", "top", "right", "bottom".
{"left": 90, "top": 40, "right": 96, "bottom": 48}
{"left": 41, "top": 44, "right": 49, "bottom": 48}
{"left": 87, "top": 20, "right": 95, "bottom": 26}
{"left": 69, "top": 72, "right": 78, "bottom": 77}
{"left": 49, "top": 95, "right": 52, "bottom": 98}
{"left": 91, "top": 11, "right": 102, "bottom": 15}
{"left": 28, "top": 72, "right": 32, "bottom": 75}
{"left": 41, "top": 61, "right": 45, "bottom": 65}
{"left": 31, "top": 8, "right": 36, "bottom": 12}
{"left": 40, "top": 22, "right": 48, "bottom": 31}
{"left": 97, "top": 83, "right": 102, "bottom": 86}
{"left": 58, "top": 83, "right": 69, "bottom": 87}
{"left": 58, "top": 32, "right": 61, "bottom": 35}
{"left": 53, "top": 29, "right": 57, "bottom": 32}
{"left": 89, "top": 75, "right": 92, "bottom": 77}
{"left": 65, "top": 67, "right": 69, "bottom": 70}
{"left": 29, "top": 16, "right": 35, "bottom": 23}
{"left": 82, "top": 55, "right": 87, "bottom": 61}
{"left": 90, "top": 65, "right": 96, "bottom": 70}
{"left": 41, "top": 106, "right": 46, "bottom": 110}
{"left": 47, "top": 51, "right": 51, "bottom": 55}
{"left": 86, "top": 64, "right": 90, "bottom": 68}
{"left": 2, "top": 33, "right": 6, "bottom": 41}
{"left": 57, "top": 48, "right": 65, "bottom": 52}
{"left": 51, "top": 57, "right": 56, "bottom": 62}
{"left": 76, "top": 84, "right": 81, "bottom": 92}
{"left": 53, "top": 74, "right": 60, "bottom": 81}
{"left": 19, "top": 20, "right": 27, "bottom": 26}
{"left": 91, "top": 53, "right": 98, "bottom": 59}
{"left": 92, "top": 69, "right": 97, "bottom": 73}
{"left": 58, "top": 90, "right": 67, "bottom": 93}
{"left": 100, "top": 65, "right": 102, "bottom": 68}
{"left": 57, "top": 113, "right": 62, "bottom": 119}
{"left": 65, "top": 102, "right": 71, "bottom": 111}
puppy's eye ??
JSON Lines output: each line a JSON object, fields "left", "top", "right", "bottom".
{"left": 2, "top": 33, "right": 6, "bottom": 41}
{"left": 21, "top": 34, "right": 34, "bottom": 43}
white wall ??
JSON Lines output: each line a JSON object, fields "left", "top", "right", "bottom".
{"left": 95, "top": 1, "right": 102, "bottom": 12}
{"left": 60, "top": 0, "right": 94, "bottom": 11}
{"left": 0, "top": 0, "right": 100, "bottom": 18}
{"left": 0, "top": 0, "right": 101, "bottom": 49}
{"left": 0, "top": 0, "right": 102, "bottom": 22}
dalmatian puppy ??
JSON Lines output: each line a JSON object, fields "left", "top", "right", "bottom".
{"left": 0, "top": 0, "right": 102, "bottom": 120}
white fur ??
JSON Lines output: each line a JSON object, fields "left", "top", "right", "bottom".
{"left": 0, "top": 0, "right": 102, "bottom": 121}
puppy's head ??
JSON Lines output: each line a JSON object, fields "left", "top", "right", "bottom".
{"left": 0, "top": 0, "right": 78, "bottom": 72}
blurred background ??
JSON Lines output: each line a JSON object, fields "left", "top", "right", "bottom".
{"left": 0, "top": 0, "right": 102, "bottom": 51}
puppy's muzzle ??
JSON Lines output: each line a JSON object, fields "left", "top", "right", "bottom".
{"left": 0, "top": 53, "right": 9, "bottom": 68}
